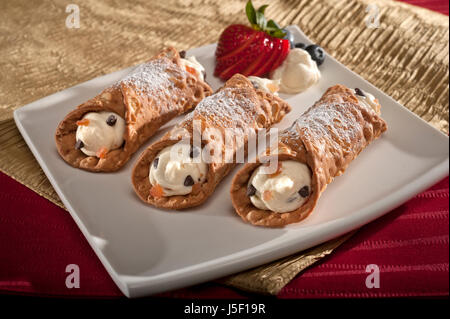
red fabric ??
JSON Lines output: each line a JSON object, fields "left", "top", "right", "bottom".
{"left": 279, "top": 178, "right": 449, "bottom": 298}
{"left": 0, "top": 0, "right": 448, "bottom": 299}
{"left": 0, "top": 172, "right": 447, "bottom": 298}
{"left": 397, "top": 0, "right": 449, "bottom": 15}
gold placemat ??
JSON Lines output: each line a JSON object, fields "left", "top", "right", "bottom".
{"left": 0, "top": 0, "right": 448, "bottom": 295}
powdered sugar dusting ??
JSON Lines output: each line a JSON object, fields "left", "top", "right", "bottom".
{"left": 280, "top": 102, "right": 363, "bottom": 155}
{"left": 189, "top": 88, "right": 255, "bottom": 130}
{"left": 118, "top": 58, "right": 183, "bottom": 98}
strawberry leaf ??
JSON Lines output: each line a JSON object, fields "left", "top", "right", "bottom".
{"left": 267, "top": 19, "right": 286, "bottom": 38}
{"left": 267, "top": 19, "right": 281, "bottom": 30}
{"left": 271, "top": 29, "right": 286, "bottom": 38}
{"left": 257, "top": 4, "right": 268, "bottom": 14}
{"left": 245, "top": 1, "right": 286, "bottom": 38}
{"left": 256, "top": 11, "right": 267, "bottom": 30}
{"left": 245, "top": 1, "right": 257, "bottom": 26}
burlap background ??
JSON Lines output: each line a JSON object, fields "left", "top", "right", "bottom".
{"left": 0, "top": 0, "right": 448, "bottom": 295}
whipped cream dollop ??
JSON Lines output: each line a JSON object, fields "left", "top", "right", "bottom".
{"left": 248, "top": 160, "right": 312, "bottom": 213}
{"left": 75, "top": 111, "right": 125, "bottom": 157}
{"left": 271, "top": 48, "right": 321, "bottom": 94}
{"left": 180, "top": 56, "right": 205, "bottom": 82}
{"left": 149, "top": 144, "right": 208, "bottom": 196}
{"left": 248, "top": 76, "right": 280, "bottom": 95}
{"left": 353, "top": 88, "right": 380, "bottom": 113}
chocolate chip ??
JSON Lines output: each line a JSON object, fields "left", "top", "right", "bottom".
{"left": 184, "top": 175, "right": 194, "bottom": 186}
{"left": 106, "top": 115, "right": 117, "bottom": 126}
{"left": 189, "top": 146, "right": 200, "bottom": 158}
{"left": 75, "top": 139, "right": 84, "bottom": 150}
{"left": 354, "top": 88, "right": 365, "bottom": 97}
{"left": 202, "top": 70, "right": 206, "bottom": 80}
{"left": 299, "top": 186, "right": 310, "bottom": 198}
{"left": 250, "top": 80, "right": 259, "bottom": 89}
{"left": 153, "top": 158, "right": 159, "bottom": 169}
{"left": 179, "top": 50, "right": 186, "bottom": 58}
{"left": 247, "top": 184, "right": 256, "bottom": 197}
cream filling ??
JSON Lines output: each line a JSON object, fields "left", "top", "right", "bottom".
{"left": 248, "top": 76, "right": 280, "bottom": 95}
{"left": 180, "top": 56, "right": 205, "bottom": 82}
{"left": 354, "top": 89, "right": 380, "bottom": 113}
{"left": 149, "top": 144, "right": 208, "bottom": 196}
{"left": 271, "top": 48, "right": 321, "bottom": 94}
{"left": 75, "top": 111, "right": 125, "bottom": 157}
{"left": 248, "top": 160, "right": 312, "bottom": 213}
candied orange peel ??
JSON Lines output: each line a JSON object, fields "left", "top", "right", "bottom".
{"left": 185, "top": 65, "right": 197, "bottom": 76}
{"left": 96, "top": 147, "right": 108, "bottom": 159}
{"left": 263, "top": 190, "right": 273, "bottom": 201}
{"left": 76, "top": 119, "right": 90, "bottom": 126}
{"left": 267, "top": 82, "right": 279, "bottom": 94}
{"left": 150, "top": 184, "right": 164, "bottom": 198}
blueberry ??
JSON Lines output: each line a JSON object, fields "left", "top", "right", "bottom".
{"left": 355, "top": 88, "right": 365, "bottom": 97}
{"left": 299, "top": 186, "right": 310, "bottom": 198}
{"left": 75, "top": 139, "right": 84, "bottom": 150}
{"left": 282, "top": 29, "right": 295, "bottom": 49}
{"left": 294, "top": 43, "right": 307, "bottom": 50}
{"left": 106, "top": 114, "right": 117, "bottom": 126}
{"left": 305, "top": 44, "right": 325, "bottom": 66}
{"left": 247, "top": 184, "right": 256, "bottom": 197}
{"left": 184, "top": 175, "right": 194, "bottom": 187}
{"left": 153, "top": 158, "right": 159, "bottom": 169}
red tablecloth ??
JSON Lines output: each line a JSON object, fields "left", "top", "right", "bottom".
{"left": 0, "top": 0, "right": 448, "bottom": 299}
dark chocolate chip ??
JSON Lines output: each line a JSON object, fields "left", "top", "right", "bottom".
{"left": 184, "top": 175, "right": 194, "bottom": 186}
{"left": 250, "top": 80, "right": 259, "bottom": 89}
{"left": 299, "top": 186, "right": 310, "bottom": 198}
{"left": 153, "top": 158, "right": 159, "bottom": 169}
{"left": 75, "top": 139, "right": 84, "bottom": 150}
{"left": 106, "top": 114, "right": 117, "bottom": 126}
{"left": 247, "top": 184, "right": 256, "bottom": 197}
{"left": 189, "top": 146, "right": 200, "bottom": 158}
{"left": 354, "top": 88, "right": 365, "bottom": 97}
{"left": 179, "top": 50, "right": 186, "bottom": 58}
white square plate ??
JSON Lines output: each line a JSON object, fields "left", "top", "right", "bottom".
{"left": 14, "top": 26, "right": 449, "bottom": 297}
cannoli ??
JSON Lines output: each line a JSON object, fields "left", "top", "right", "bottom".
{"left": 230, "top": 85, "right": 388, "bottom": 227}
{"left": 131, "top": 74, "right": 291, "bottom": 209}
{"left": 55, "top": 47, "right": 212, "bottom": 172}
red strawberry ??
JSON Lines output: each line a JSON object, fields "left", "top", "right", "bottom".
{"left": 268, "top": 38, "right": 290, "bottom": 73}
{"left": 215, "top": 25, "right": 255, "bottom": 59}
{"left": 214, "top": 1, "right": 291, "bottom": 80}
{"left": 253, "top": 38, "right": 282, "bottom": 77}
